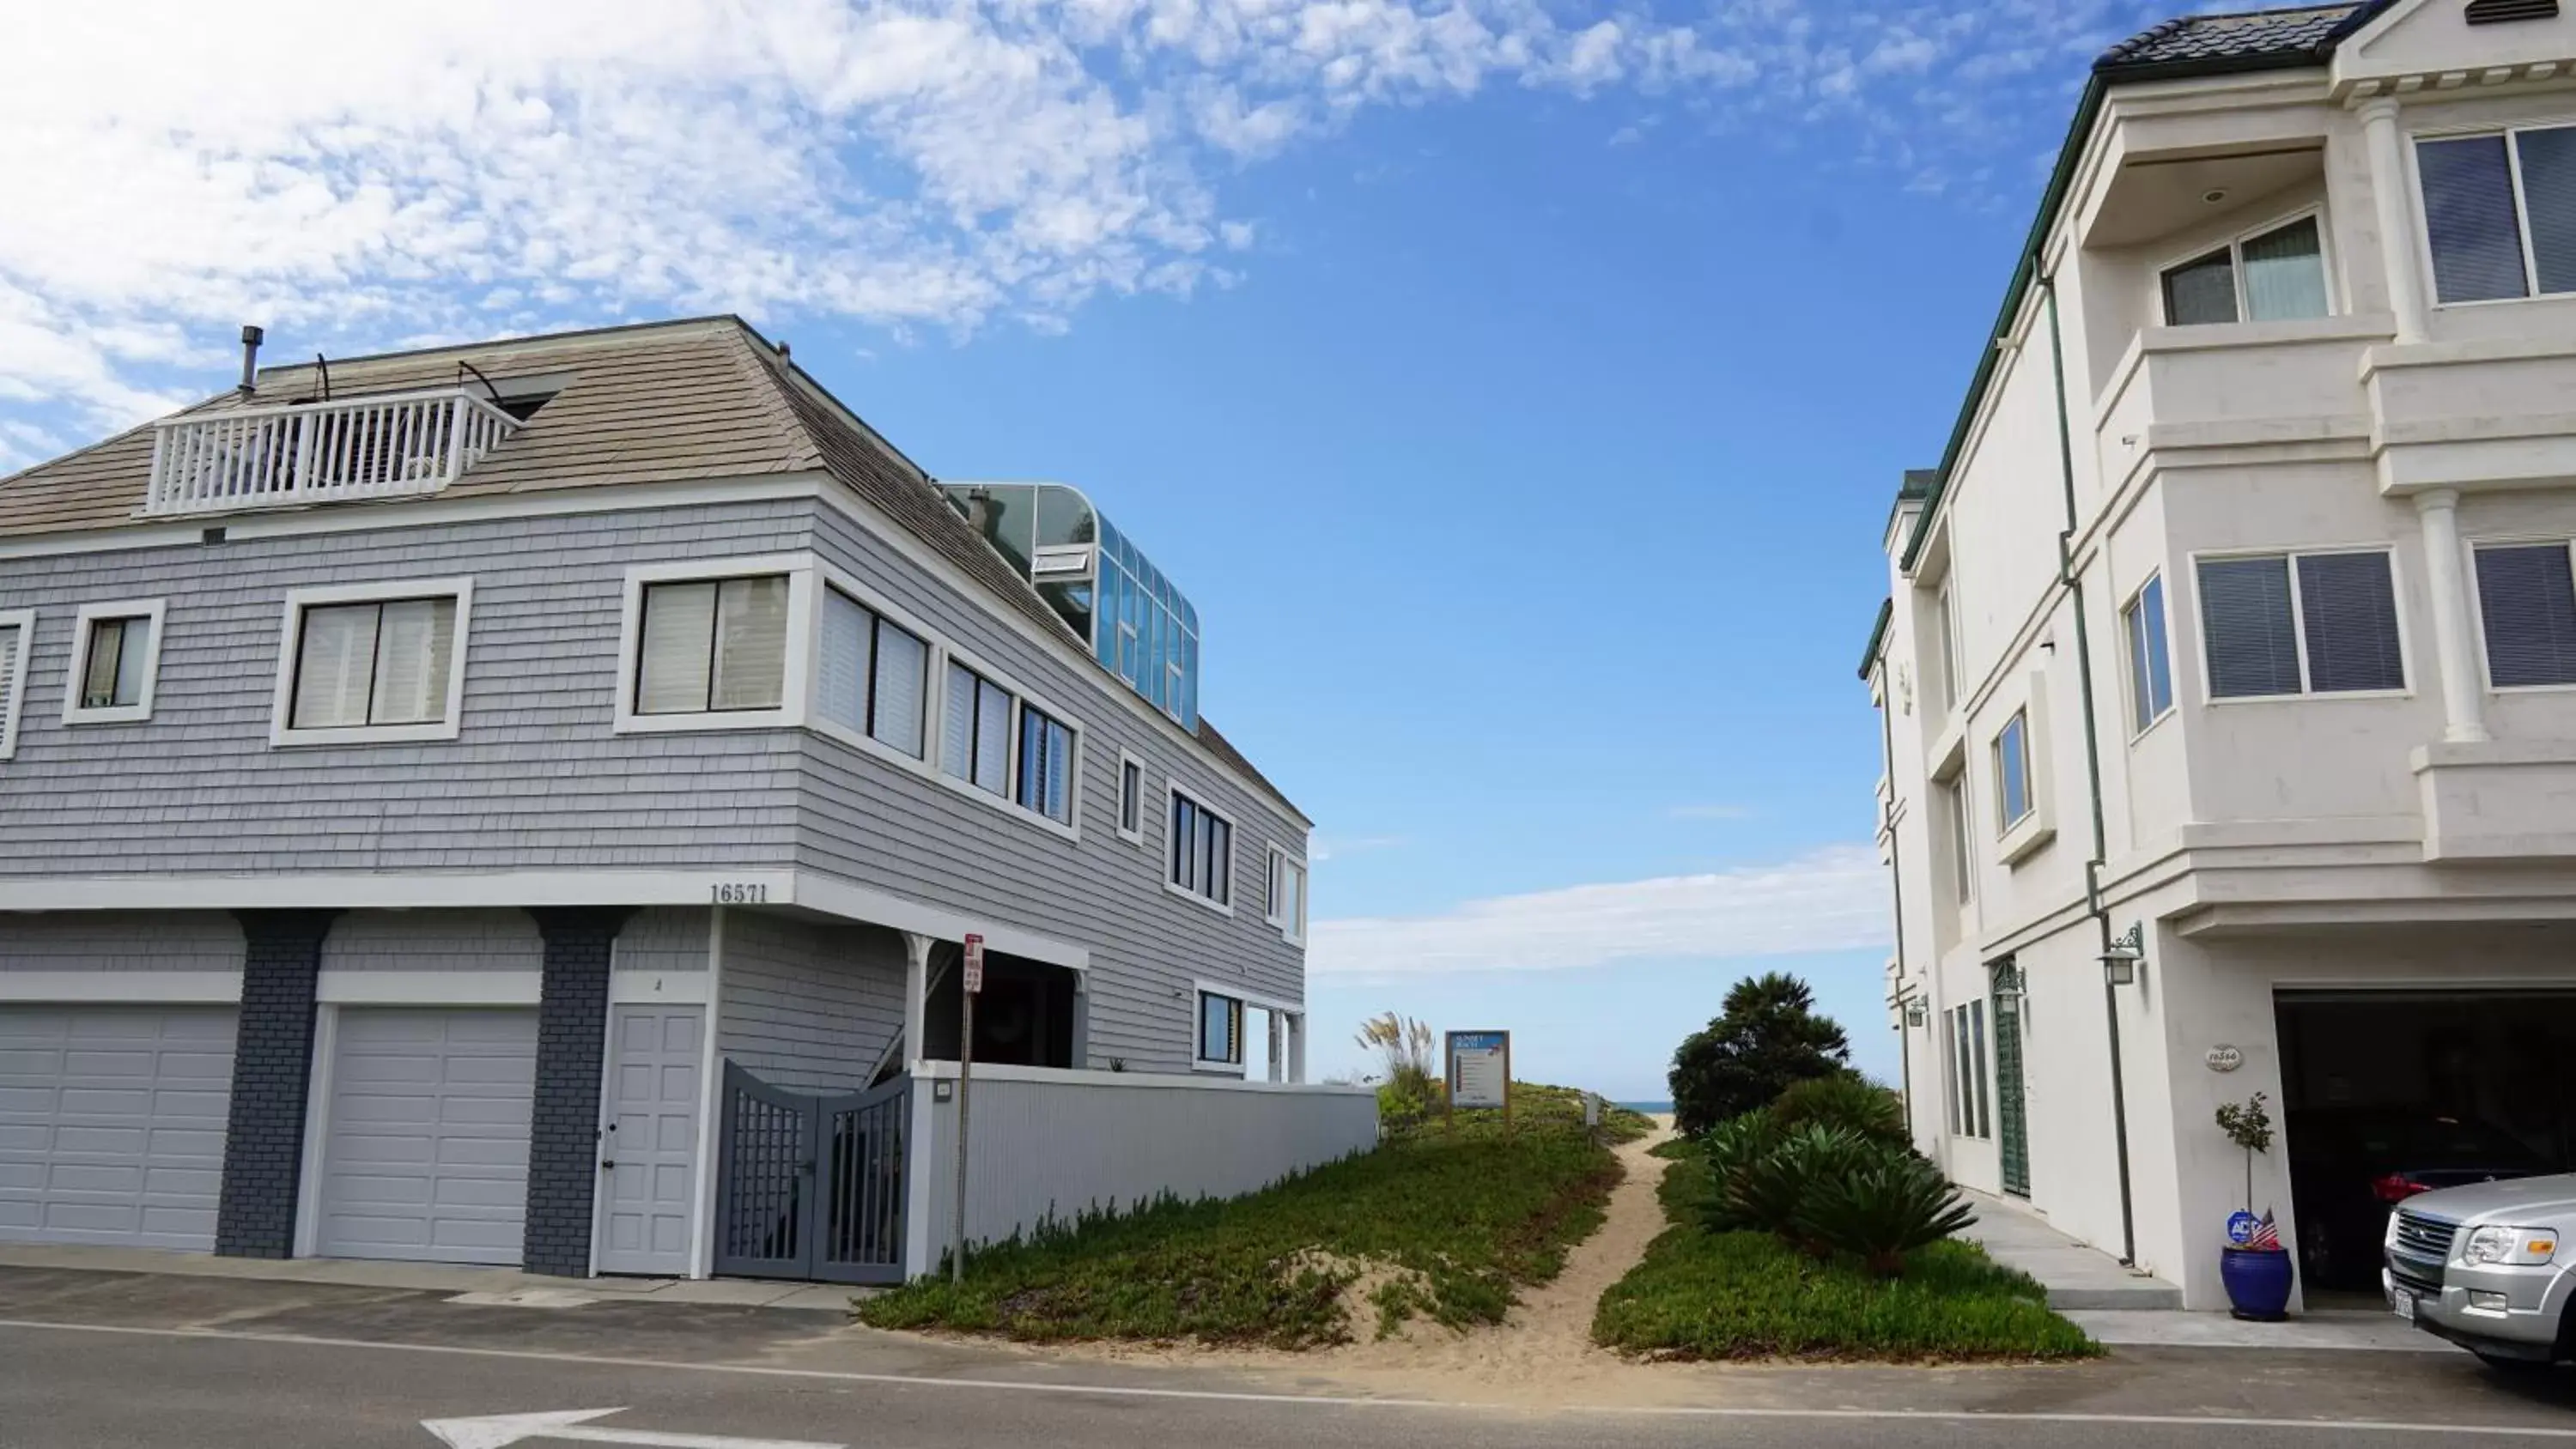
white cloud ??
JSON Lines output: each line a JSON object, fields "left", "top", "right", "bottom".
{"left": 0, "top": 0, "right": 2165, "bottom": 439}
{"left": 1309, "top": 844, "right": 1888, "bottom": 975}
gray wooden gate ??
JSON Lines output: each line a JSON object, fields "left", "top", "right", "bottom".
{"left": 713, "top": 1063, "right": 909, "bottom": 1283}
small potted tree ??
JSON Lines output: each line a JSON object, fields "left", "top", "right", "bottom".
{"left": 2215, "top": 1092, "right": 2293, "bottom": 1320}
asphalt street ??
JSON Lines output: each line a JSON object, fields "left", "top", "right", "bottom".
{"left": 1, "top": 1267, "right": 2572, "bottom": 1447}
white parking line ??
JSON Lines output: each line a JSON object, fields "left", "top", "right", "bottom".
{"left": 0, "top": 1318, "right": 2568, "bottom": 1440}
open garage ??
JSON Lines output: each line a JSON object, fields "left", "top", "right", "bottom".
{"left": 2274, "top": 989, "right": 2576, "bottom": 1289}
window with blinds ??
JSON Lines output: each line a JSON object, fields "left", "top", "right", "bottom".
{"left": 1946, "top": 1003, "right": 1990, "bottom": 1140}
{"left": 1199, "top": 991, "right": 1243, "bottom": 1066}
{"left": 2160, "top": 215, "right": 2330, "bottom": 326}
{"left": 1267, "top": 847, "right": 1308, "bottom": 943}
{"left": 2475, "top": 543, "right": 2576, "bottom": 688}
{"left": 2420, "top": 124, "right": 2576, "bottom": 304}
{"left": 1013, "top": 703, "right": 1073, "bottom": 824}
{"left": 2123, "top": 575, "right": 2176, "bottom": 731}
{"left": 817, "top": 586, "right": 927, "bottom": 756}
{"left": 2197, "top": 550, "right": 2405, "bottom": 699}
{"left": 940, "top": 661, "right": 1014, "bottom": 797}
{"left": 1169, "top": 787, "right": 1233, "bottom": 906}
{"left": 289, "top": 596, "right": 460, "bottom": 731}
{"left": 635, "top": 575, "right": 787, "bottom": 715}
{"left": 76, "top": 615, "right": 154, "bottom": 712}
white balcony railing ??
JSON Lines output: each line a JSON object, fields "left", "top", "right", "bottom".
{"left": 145, "top": 388, "right": 519, "bottom": 517}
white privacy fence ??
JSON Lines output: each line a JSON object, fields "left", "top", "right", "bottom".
{"left": 148, "top": 389, "right": 519, "bottom": 516}
{"left": 908, "top": 1064, "right": 1379, "bottom": 1273}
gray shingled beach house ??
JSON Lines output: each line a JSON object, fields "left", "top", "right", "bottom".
{"left": 0, "top": 317, "right": 1371, "bottom": 1283}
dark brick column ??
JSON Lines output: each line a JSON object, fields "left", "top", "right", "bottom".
{"left": 215, "top": 909, "right": 338, "bottom": 1258}
{"left": 521, "top": 907, "right": 633, "bottom": 1276}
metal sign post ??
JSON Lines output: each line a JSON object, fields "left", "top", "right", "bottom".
{"left": 951, "top": 933, "right": 983, "bottom": 1283}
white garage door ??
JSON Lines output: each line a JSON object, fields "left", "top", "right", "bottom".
{"left": 0, "top": 1006, "right": 238, "bottom": 1250}
{"left": 318, "top": 1008, "right": 538, "bottom": 1265}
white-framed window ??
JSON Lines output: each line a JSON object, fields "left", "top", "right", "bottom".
{"left": 63, "top": 599, "right": 167, "bottom": 724}
{"left": 2472, "top": 541, "right": 2576, "bottom": 689}
{"left": 935, "top": 649, "right": 1082, "bottom": 831}
{"left": 2160, "top": 211, "right": 2330, "bottom": 325}
{"left": 1941, "top": 774, "right": 1974, "bottom": 905}
{"left": 0, "top": 609, "right": 32, "bottom": 759}
{"left": 1992, "top": 711, "right": 2032, "bottom": 834}
{"left": 1947, "top": 1003, "right": 1991, "bottom": 1140}
{"left": 2416, "top": 123, "right": 2576, "bottom": 305}
{"left": 1196, "top": 989, "right": 1244, "bottom": 1069}
{"left": 1265, "top": 843, "right": 1308, "bottom": 946}
{"left": 2196, "top": 549, "right": 2407, "bottom": 700}
{"left": 1192, "top": 979, "right": 1304, "bottom": 1079}
{"left": 2123, "top": 573, "right": 2176, "bottom": 734}
{"left": 270, "top": 579, "right": 472, "bottom": 746}
{"left": 615, "top": 556, "right": 811, "bottom": 733}
{"left": 817, "top": 583, "right": 929, "bottom": 759}
{"left": 1167, "top": 784, "right": 1235, "bottom": 912}
{"left": 1116, "top": 752, "right": 1146, "bottom": 843}
{"left": 1014, "top": 701, "right": 1075, "bottom": 826}
{"left": 941, "top": 659, "right": 1015, "bottom": 797}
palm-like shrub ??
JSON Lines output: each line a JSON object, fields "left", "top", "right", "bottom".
{"left": 1795, "top": 1148, "right": 1978, "bottom": 1276}
{"left": 1771, "top": 1073, "right": 1907, "bottom": 1147}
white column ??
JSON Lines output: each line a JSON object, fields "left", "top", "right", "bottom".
{"left": 1267, "top": 1014, "right": 1285, "bottom": 1083}
{"left": 900, "top": 931, "right": 933, "bottom": 1071}
{"left": 2416, "top": 488, "right": 2491, "bottom": 743}
{"left": 2360, "top": 97, "right": 2431, "bottom": 344}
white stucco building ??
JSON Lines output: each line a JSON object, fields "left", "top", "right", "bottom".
{"left": 1862, "top": 0, "right": 2576, "bottom": 1313}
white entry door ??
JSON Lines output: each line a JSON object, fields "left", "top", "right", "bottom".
{"left": 594, "top": 1003, "right": 702, "bottom": 1276}
{"left": 318, "top": 1007, "right": 537, "bottom": 1266}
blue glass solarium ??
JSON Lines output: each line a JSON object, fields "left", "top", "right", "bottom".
{"left": 941, "top": 482, "right": 1200, "bottom": 731}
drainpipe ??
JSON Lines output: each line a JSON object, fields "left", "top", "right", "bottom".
{"left": 2038, "top": 267, "right": 2138, "bottom": 1269}
{"left": 1879, "top": 682, "right": 1914, "bottom": 1131}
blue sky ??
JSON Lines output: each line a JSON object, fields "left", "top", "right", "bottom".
{"left": 2, "top": 0, "right": 2190, "bottom": 1100}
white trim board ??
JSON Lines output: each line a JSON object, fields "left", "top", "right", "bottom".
{"left": 909, "top": 1059, "right": 1364, "bottom": 1096}
{"left": 0, "top": 868, "right": 1092, "bottom": 973}
{"left": 0, "top": 970, "right": 243, "bottom": 1003}
{"left": 315, "top": 969, "right": 544, "bottom": 1006}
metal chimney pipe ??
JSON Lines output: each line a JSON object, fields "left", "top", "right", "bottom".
{"left": 238, "top": 325, "right": 265, "bottom": 393}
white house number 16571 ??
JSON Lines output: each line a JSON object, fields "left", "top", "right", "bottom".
{"left": 712, "top": 882, "right": 769, "bottom": 904}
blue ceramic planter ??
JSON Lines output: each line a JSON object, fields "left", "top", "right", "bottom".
{"left": 2222, "top": 1246, "right": 2294, "bottom": 1321}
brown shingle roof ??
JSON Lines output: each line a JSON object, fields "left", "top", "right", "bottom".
{"left": 0, "top": 315, "right": 1303, "bottom": 820}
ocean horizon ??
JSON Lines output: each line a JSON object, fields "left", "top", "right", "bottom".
{"left": 1614, "top": 1100, "right": 1674, "bottom": 1113}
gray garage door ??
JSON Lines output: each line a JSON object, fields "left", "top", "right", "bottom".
{"left": 0, "top": 1005, "right": 238, "bottom": 1250}
{"left": 318, "top": 1007, "right": 538, "bottom": 1265}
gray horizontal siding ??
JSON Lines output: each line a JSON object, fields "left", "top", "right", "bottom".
{"left": 0, "top": 501, "right": 811, "bottom": 876}
{"left": 798, "top": 506, "right": 1306, "bottom": 1074}
{"left": 0, "top": 912, "right": 243, "bottom": 972}
{"left": 614, "top": 906, "right": 708, "bottom": 973}
{"left": 320, "top": 909, "right": 542, "bottom": 973}
{"left": 715, "top": 912, "right": 904, "bottom": 1093}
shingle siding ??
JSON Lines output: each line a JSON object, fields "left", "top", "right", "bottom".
{"left": 1, "top": 489, "right": 1306, "bottom": 1077}
{"left": 0, "top": 912, "right": 243, "bottom": 971}
{"left": 320, "top": 909, "right": 543, "bottom": 973}
{"left": 615, "top": 906, "right": 709, "bottom": 973}
{"left": 799, "top": 505, "right": 1305, "bottom": 1074}
{"left": 0, "top": 501, "right": 809, "bottom": 876}
{"left": 714, "top": 911, "right": 905, "bottom": 1093}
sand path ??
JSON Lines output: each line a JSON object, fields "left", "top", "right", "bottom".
{"left": 963, "top": 1118, "right": 1692, "bottom": 1404}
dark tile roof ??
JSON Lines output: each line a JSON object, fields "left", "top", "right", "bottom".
{"left": 2098, "top": 3, "right": 2381, "bottom": 74}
